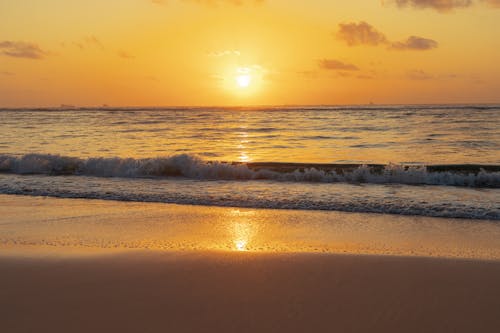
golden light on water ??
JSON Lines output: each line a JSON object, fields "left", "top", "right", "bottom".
{"left": 237, "top": 131, "right": 252, "bottom": 162}
{"left": 239, "top": 152, "right": 251, "bottom": 162}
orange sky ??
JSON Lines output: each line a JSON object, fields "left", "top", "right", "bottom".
{"left": 1, "top": 0, "right": 500, "bottom": 106}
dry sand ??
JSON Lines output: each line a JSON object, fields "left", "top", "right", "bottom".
{"left": 1, "top": 251, "right": 500, "bottom": 333}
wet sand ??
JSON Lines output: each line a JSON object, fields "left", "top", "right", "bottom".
{"left": 2, "top": 195, "right": 500, "bottom": 259}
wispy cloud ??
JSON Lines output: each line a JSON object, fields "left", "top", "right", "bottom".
{"left": 390, "top": 36, "right": 438, "bottom": 50}
{"left": 62, "top": 35, "right": 104, "bottom": 51}
{"left": 356, "top": 74, "right": 375, "bottom": 79}
{"left": 117, "top": 50, "right": 135, "bottom": 59}
{"left": 186, "top": 0, "right": 265, "bottom": 5}
{"left": 296, "top": 70, "right": 319, "bottom": 79}
{"left": 407, "top": 69, "right": 434, "bottom": 80}
{"left": 391, "top": 0, "right": 473, "bottom": 12}
{"left": 0, "top": 41, "right": 46, "bottom": 59}
{"left": 319, "top": 59, "right": 360, "bottom": 71}
{"left": 316, "top": 59, "right": 381, "bottom": 80}
{"left": 208, "top": 50, "right": 241, "bottom": 57}
{"left": 1, "top": 71, "right": 14, "bottom": 76}
{"left": 151, "top": 0, "right": 265, "bottom": 5}
{"left": 337, "top": 21, "right": 438, "bottom": 51}
{"left": 406, "top": 69, "right": 460, "bottom": 80}
{"left": 484, "top": 0, "right": 500, "bottom": 7}
{"left": 83, "top": 36, "right": 104, "bottom": 50}
{"left": 387, "top": 0, "right": 500, "bottom": 12}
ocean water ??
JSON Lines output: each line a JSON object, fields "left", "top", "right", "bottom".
{"left": 0, "top": 105, "right": 499, "bottom": 220}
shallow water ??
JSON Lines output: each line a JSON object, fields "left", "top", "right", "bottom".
{"left": 1, "top": 175, "right": 498, "bottom": 220}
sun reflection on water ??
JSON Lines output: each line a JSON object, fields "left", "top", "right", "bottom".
{"left": 237, "top": 131, "right": 252, "bottom": 162}
{"left": 239, "top": 152, "right": 251, "bottom": 162}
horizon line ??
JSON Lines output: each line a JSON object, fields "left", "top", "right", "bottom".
{"left": 2, "top": 102, "right": 500, "bottom": 109}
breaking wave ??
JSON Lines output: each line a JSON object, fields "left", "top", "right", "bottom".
{"left": 1, "top": 153, "right": 499, "bottom": 188}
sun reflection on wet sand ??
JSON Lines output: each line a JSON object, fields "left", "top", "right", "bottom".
{"left": 234, "top": 239, "right": 247, "bottom": 251}
{"left": 229, "top": 209, "right": 256, "bottom": 251}
{"left": 3, "top": 196, "right": 500, "bottom": 260}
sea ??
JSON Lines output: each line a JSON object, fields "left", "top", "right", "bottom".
{"left": 1, "top": 105, "right": 499, "bottom": 220}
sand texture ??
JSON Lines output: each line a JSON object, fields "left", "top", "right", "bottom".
{"left": 1, "top": 194, "right": 500, "bottom": 332}
{"left": 2, "top": 252, "right": 500, "bottom": 333}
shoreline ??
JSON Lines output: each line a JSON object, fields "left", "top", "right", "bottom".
{"left": 1, "top": 194, "right": 500, "bottom": 260}
{"left": 0, "top": 195, "right": 500, "bottom": 260}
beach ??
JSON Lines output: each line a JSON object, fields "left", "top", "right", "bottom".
{"left": 2, "top": 194, "right": 500, "bottom": 333}
{"left": 3, "top": 251, "right": 500, "bottom": 333}
{"left": 3, "top": 0, "right": 500, "bottom": 330}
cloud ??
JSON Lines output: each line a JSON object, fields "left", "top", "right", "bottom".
{"left": 117, "top": 50, "right": 135, "bottom": 59}
{"left": 84, "top": 36, "right": 104, "bottom": 49}
{"left": 406, "top": 69, "right": 459, "bottom": 80}
{"left": 187, "top": 0, "right": 264, "bottom": 5}
{"left": 1, "top": 71, "right": 14, "bottom": 76}
{"left": 484, "top": 0, "right": 500, "bottom": 7}
{"left": 70, "top": 41, "right": 84, "bottom": 50}
{"left": 318, "top": 59, "right": 360, "bottom": 71}
{"left": 152, "top": 0, "right": 265, "bottom": 5}
{"left": 356, "top": 74, "right": 375, "bottom": 79}
{"left": 407, "top": 69, "right": 434, "bottom": 80}
{"left": 62, "top": 36, "right": 104, "bottom": 51}
{"left": 337, "top": 21, "right": 388, "bottom": 46}
{"left": 208, "top": 50, "right": 241, "bottom": 57}
{"left": 296, "top": 70, "right": 319, "bottom": 79}
{"left": 388, "top": 0, "right": 500, "bottom": 11}
{"left": 0, "top": 41, "right": 46, "bottom": 59}
{"left": 317, "top": 59, "right": 380, "bottom": 80}
{"left": 390, "top": 36, "right": 438, "bottom": 50}
{"left": 390, "top": 0, "right": 473, "bottom": 12}
{"left": 336, "top": 71, "right": 355, "bottom": 78}
{"left": 337, "top": 21, "right": 438, "bottom": 51}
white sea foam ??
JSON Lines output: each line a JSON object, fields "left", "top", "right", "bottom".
{"left": 1, "top": 153, "right": 499, "bottom": 188}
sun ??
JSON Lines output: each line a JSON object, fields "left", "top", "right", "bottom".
{"left": 236, "top": 74, "right": 251, "bottom": 88}
{"left": 221, "top": 65, "right": 263, "bottom": 94}
{"left": 235, "top": 67, "right": 252, "bottom": 88}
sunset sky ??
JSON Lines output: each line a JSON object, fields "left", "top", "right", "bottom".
{"left": 1, "top": 0, "right": 500, "bottom": 107}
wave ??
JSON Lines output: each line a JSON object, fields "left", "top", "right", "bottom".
{"left": 1, "top": 154, "right": 499, "bottom": 188}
